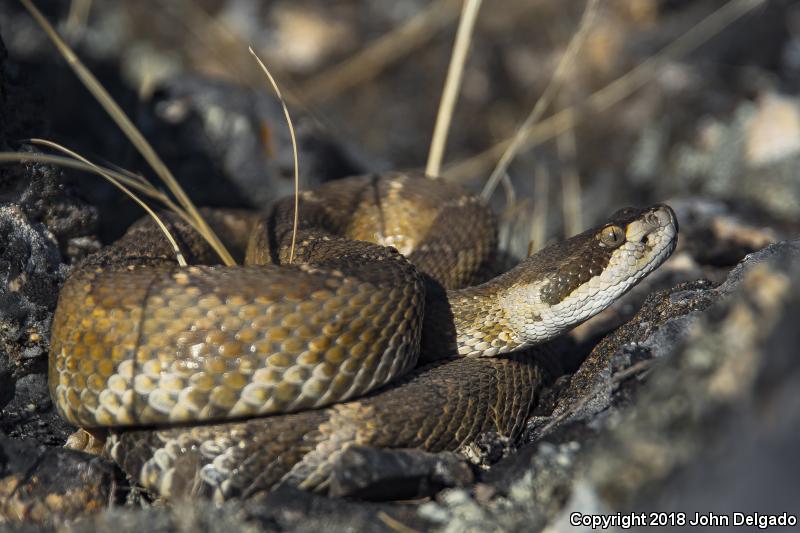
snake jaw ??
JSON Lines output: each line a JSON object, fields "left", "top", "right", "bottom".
{"left": 623, "top": 205, "right": 679, "bottom": 274}
{"left": 625, "top": 204, "right": 678, "bottom": 247}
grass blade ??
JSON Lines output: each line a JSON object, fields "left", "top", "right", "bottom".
{"left": 19, "top": 0, "right": 235, "bottom": 266}
{"left": 425, "top": 0, "right": 482, "bottom": 178}
{"left": 481, "top": 0, "right": 599, "bottom": 200}
{"left": 0, "top": 149, "right": 187, "bottom": 265}
{"left": 249, "top": 47, "right": 301, "bottom": 264}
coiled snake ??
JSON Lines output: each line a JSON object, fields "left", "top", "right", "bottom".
{"left": 49, "top": 172, "right": 678, "bottom": 501}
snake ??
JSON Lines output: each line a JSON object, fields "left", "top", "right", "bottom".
{"left": 48, "top": 172, "right": 678, "bottom": 501}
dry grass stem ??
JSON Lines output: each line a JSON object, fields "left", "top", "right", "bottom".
{"left": 0, "top": 149, "right": 187, "bottom": 265}
{"left": 557, "top": 125, "right": 583, "bottom": 236}
{"left": 529, "top": 163, "right": 550, "bottom": 255}
{"left": 480, "top": 0, "right": 599, "bottom": 200}
{"left": 496, "top": 171, "right": 518, "bottom": 253}
{"left": 19, "top": 0, "right": 236, "bottom": 266}
{"left": 105, "top": 163, "right": 161, "bottom": 190}
{"left": 3, "top": 152, "right": 137, "bottom": 187}
{"left": 30, "top": 139, "right": 152, "bottom": 193}
{"left": 500, "top": 171, "right": 516, "bottom": 210}
{"left": 425, "top": 0, "right": 483, "bottom": 178}
{"left": 250, "top": 47, "right": 301, "bottom": 264}
{"left": 29, "top": 138, "right": 198, "bottom": 230}
{"left": 450, "top": 0, "right": 766, "bottom": 183}
{"left": 300, "top": 0, "right": 460, "bottom": 103}
{"left": 377, "top": 511, "right": 423, "bottom": 533}
{"left": 63, "top": 0, "right": 92, "bottom": 40}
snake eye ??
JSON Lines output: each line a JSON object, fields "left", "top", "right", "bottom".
{"left": 598, "top": 224, "right": 625, "bottom": 248}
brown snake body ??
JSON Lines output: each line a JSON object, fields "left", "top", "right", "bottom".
{"left": 49, "top": 172, "right": 678, "bottom": 501}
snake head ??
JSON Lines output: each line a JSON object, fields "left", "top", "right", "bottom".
{"left": 502, "top": 204, "right": 678, "bottom": 345}
{"left": 596, "top": 203, "right": 679, "bottom": 282}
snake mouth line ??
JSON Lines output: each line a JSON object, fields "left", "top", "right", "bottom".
{"left": 628, "top": 205, "right": 678, "bottom": 249}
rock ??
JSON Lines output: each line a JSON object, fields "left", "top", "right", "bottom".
{"left": 0, "top": 373, "right": 73, "bottom": 446}
{"left": 328, "top": 446, "right": 474, "bottom": 500}
{"left": 0, "top": 434, "right": 122, "bottom": 525}
{"left": 0, "top": 30, "right": 96, "bottom": 445}
{"left": 53, "top": 486, "right": 434, "bottom": 533}
{"left": 0, "top": 204, "right": 66, "bottom": 373}
{"left": 598, "top": 241, "right": 800, "bottom": 513}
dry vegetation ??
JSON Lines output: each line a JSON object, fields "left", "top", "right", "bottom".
{"left": 1, "top": 0, "right": 777, "bottom": 263}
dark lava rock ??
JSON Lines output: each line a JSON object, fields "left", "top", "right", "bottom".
{"left": 0, "top": 30, "right": 96, "bottom": 445}
{"left": 0, "top": 204, "right": 66, "bottom": 378}
{"left": 0, "top": 372, "right": 73, "bottom": 447}
{"left": 328, "top": 446, "right": 474, "bottom": 500}
{"left": 0, "top": 434, "right": 122, "bottom": 525}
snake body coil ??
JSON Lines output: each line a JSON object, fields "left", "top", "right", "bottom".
{"left": 49, "top": 172, "right": 678, "bottom": 500}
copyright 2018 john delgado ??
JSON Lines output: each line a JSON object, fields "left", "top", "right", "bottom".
{"left": 569, "top": 511, "right": 798, "bottom": 529}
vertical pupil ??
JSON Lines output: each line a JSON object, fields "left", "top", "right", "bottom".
{"left": 603, "top": 226, "right": 622, "bottom": 244}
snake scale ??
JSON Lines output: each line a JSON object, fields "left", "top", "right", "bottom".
{"left": 48, "top": 172, "right": 678, "bottom": 501}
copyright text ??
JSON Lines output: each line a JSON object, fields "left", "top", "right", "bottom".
{"left": 569, "top": 512, "right": 797, "bottom": 529}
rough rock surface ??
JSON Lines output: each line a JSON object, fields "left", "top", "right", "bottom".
{"left": 0, "top": 435, "right": 121, "bottom": 524}
{"left": 328, "top": 446, "right": 474, "bottom": 500}
{"left": 0, "top": 30, "right": 97, "bottom": 448}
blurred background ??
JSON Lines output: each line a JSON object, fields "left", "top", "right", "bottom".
{"left": 1, "top": 0, "right": 798, "bottom": 254}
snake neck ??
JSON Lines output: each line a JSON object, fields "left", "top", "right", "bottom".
{"left": 419, "top": 272, "right": 528, "bottom": 362}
